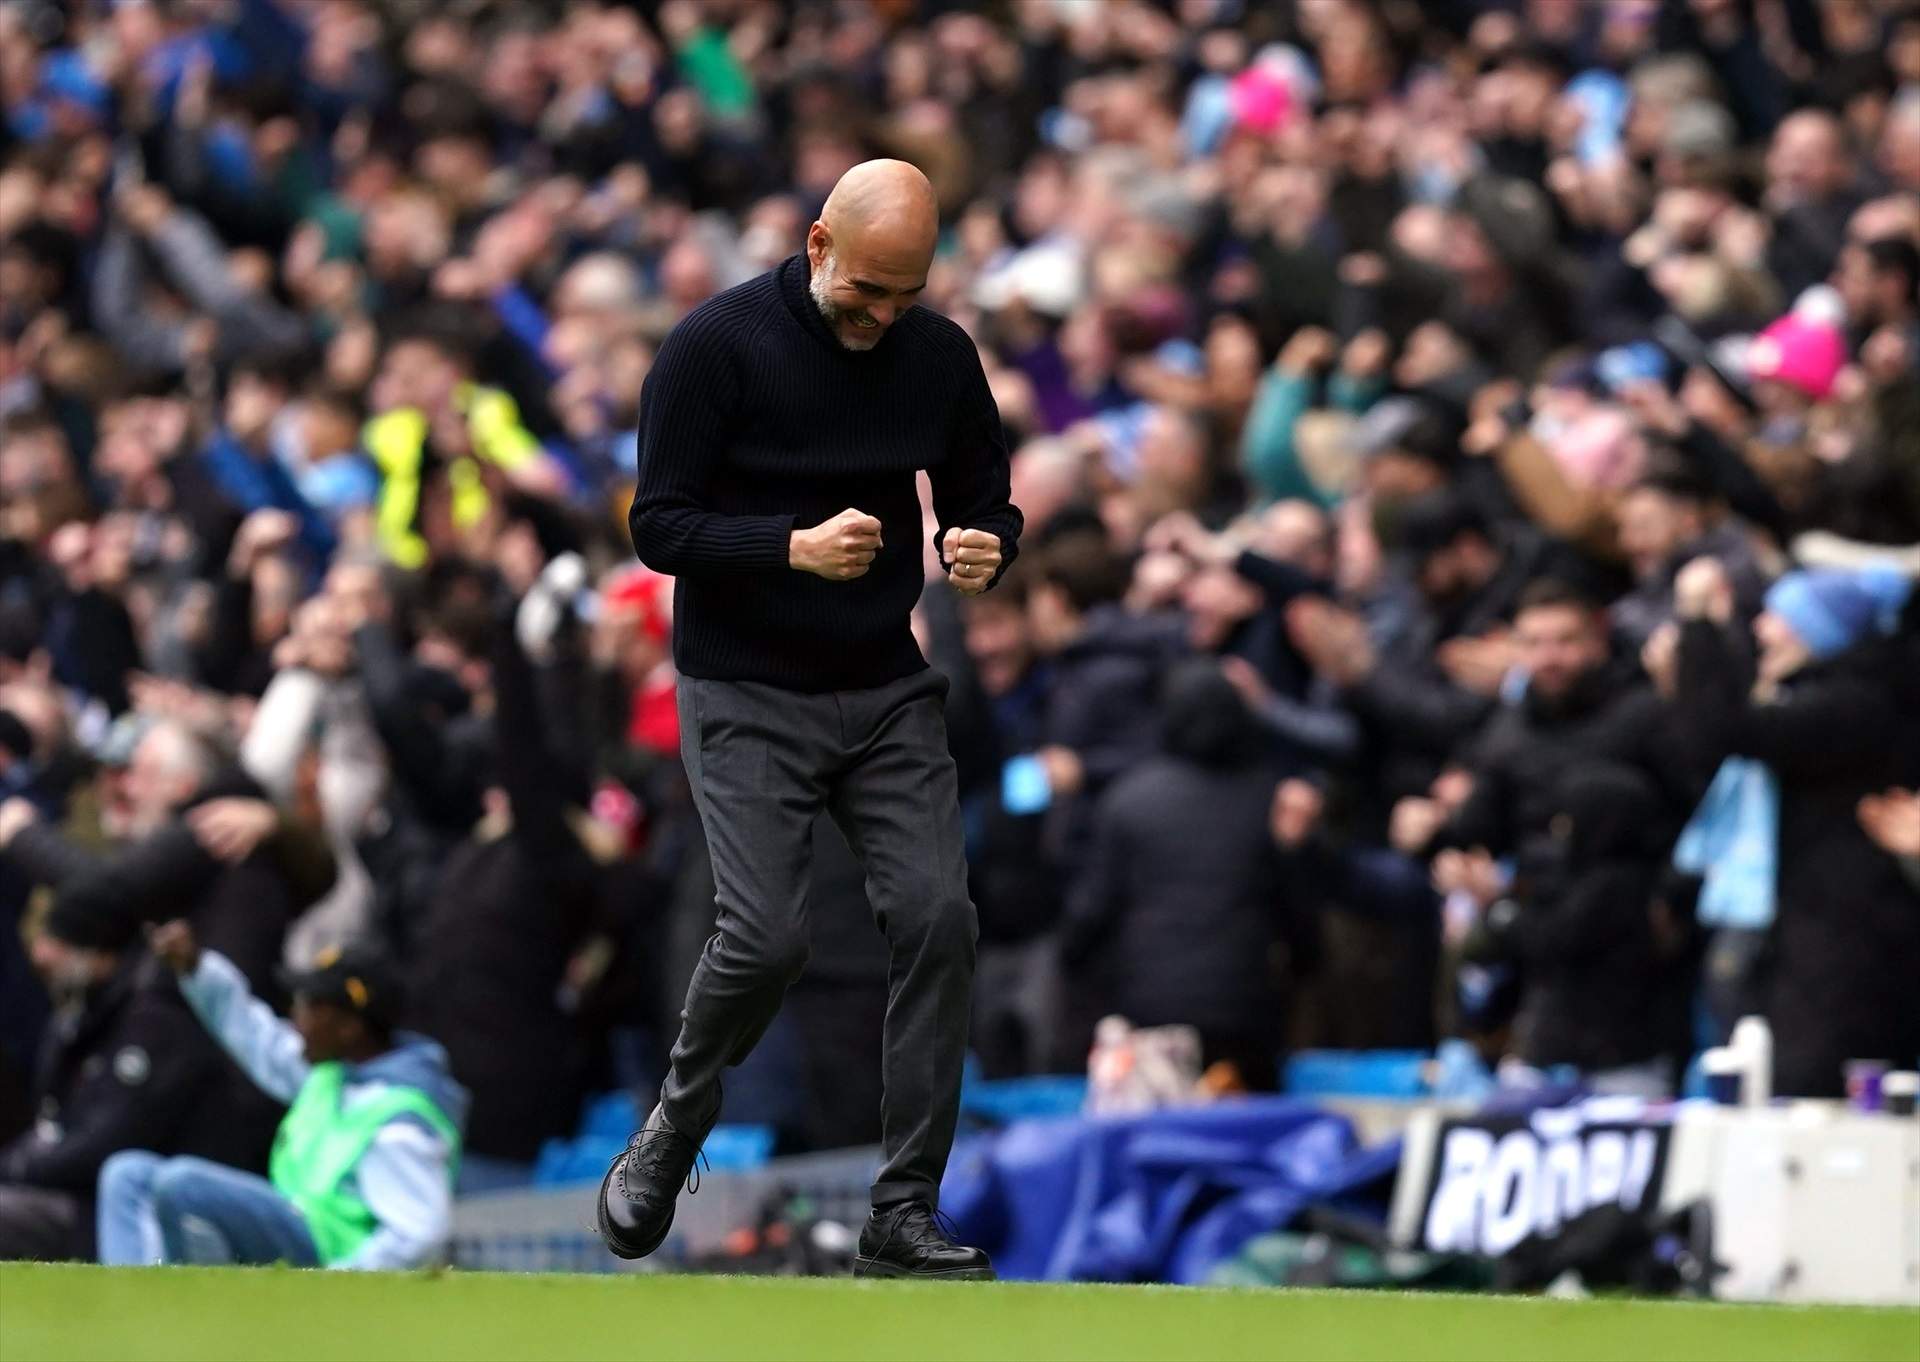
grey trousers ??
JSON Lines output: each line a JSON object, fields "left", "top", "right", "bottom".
{"left": 663, "top": 669, "right": 977, "bottom": 1208}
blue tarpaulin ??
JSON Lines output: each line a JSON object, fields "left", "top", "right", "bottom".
{"left": 941, "top": 1097, "right": 1403, "bottom": 1284}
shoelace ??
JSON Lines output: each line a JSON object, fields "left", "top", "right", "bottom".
{"left": 857, "top": 1201, "right": 962, "bottom": 1273}
{"left": 621, "top": 1126, "right": 709, "bottom": 1197}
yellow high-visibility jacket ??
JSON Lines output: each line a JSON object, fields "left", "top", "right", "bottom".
{"left": 364, "top": 384, "right": 542, "bottom": 569}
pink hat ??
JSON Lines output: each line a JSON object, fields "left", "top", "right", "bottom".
{"left": 1230, "top": 65, "right": 1294, "bottom": 136}
{"left": 1746, "top": 313, "right": 1845, "bottom": 401}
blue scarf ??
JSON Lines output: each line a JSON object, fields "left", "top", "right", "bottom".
{"left": 1673, "top": 757, "right": 1779, "bottom": 929}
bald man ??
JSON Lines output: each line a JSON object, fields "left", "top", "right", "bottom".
{"left": 603, "top": 161, "right": 1019, "bottom": 1278}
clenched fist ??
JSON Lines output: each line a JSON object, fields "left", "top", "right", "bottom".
{"left": 942, "top": 527, "right": 1002, "bottom": 596}
{"left": 148, "top": 919, "right": 201, "bottom": 976}
{"left": 791, "top": 508, "right": 883, "bottom": 581}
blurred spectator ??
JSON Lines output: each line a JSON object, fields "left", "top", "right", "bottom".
{"left": 90, "top": 185, "right": 305, "bottom": 380}
{"left": 2, "top": 719, "right": 327, "bottom": 1000}
{"left": 1463, "top": 762, "right": 1690, "bottom": 1095}
{"left": 100, "top": 922, "right": 466, "bottom": 1269}
{"left": 1062, "top": 660, "right": 1313, "bottom": 1087}
{"left": 1412, "top": 580, "right": 1689, "bottom": 881}
{"left": 403, "top": 566, "right": 605, "bottom": 1191}
{"left": 0, "top": 892, "right": 235, "bottom": 1261}
{"left": 1667, "top": 559, "right": 1920, "bottom": 1096}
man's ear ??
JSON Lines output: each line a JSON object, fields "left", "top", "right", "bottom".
{"left": 805, "top": 222, "right": 830, "bottom": 271}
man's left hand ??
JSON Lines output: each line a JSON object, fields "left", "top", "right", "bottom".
{"left": 0, "top": 797, "right": 37, "bottom": 848}
{"left": 942, "top": 528, "right": 1002, "bottom": 596}
{"left": 188, "top": 798, "right": 279, "bottom": 863}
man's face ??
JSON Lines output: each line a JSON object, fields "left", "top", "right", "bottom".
{"left": 1258, "top": 502, "right": 1334, "bottom": 578}
{"left": 1137, "top": 408, "right": 1205, "bottom": 491}
{"left": 0, "top": 250, "right": 53, "bottom": 313}
{"left": 122, "top": 731, "right": 194, "bottom": 838}
{"left": 962, "top": 598, "right": 1032, "bottom": 697}
{"left": 376, "top": 340, "right": 459, "bottom": 414}
{"left": 415, "top": 135, "right": 490, "bottom": 200}
{"left": 251, "top": 555, "right": 301, "bottom": 647}
{"left": 324, "top": 562, "right": 387, "bottom": 628}
{"left": 1183, "top": 565, "right": 1262, "bottom": 651}
{"left": 1830, "top": 243, "right": 1881, "bottom": 324}
{"left": 1515, "top": 603, "right": 1606, "bottom": 702}
{"left": 1615, "top": 487, "right": 1700, "bottom": 582}
{"left": 1417, "top": 544, "right": 1467, "bottom": 604}
{"left": 292, "top": 996, "right": 361, "bottom": 1064}
{"left": 805, "top": 224, "right": 929, "bottom": 352}
{"left": 224, "top": 372, "right": 286, "bottom": 444}
{"left": 1417, "top": 534, "right": 1495, "bottom": 607}
{"left": 1767, "top": 113, "right": 1848, "bottom": 205}
{"left": 1026, "top": 582, "right": 1075, "bottom": 655}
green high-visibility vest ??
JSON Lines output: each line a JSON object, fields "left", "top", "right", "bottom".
{"left": 268, "top": 1062, "right": 461, "bottom": 1266}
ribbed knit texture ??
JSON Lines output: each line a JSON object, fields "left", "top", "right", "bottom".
{"left": 629, "top": 254, "right": 1023, "bottom": 692}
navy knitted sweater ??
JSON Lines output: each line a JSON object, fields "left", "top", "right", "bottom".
{"left": 628, "top": 254, "right": 1022, "bottom": 692}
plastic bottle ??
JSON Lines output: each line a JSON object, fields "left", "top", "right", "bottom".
{"left": 1730, "top": 1015, "right": 1773, "bottom": 1108}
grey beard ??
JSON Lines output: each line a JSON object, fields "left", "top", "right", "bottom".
{"left": 808, "top": 255, "right": 879, "bottom": 351}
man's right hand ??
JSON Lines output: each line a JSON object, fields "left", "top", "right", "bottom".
{"left": 148, "top": 920, "right": 201, "bottom": 976}
{"left": 0, "top": 797, "right": 38, "bottom": 848}
{"left": 1389, "top": 796, "right": 1447, "bottom": 856}
{"left": 790, "top": 508, "right": 883, "bottom": 581}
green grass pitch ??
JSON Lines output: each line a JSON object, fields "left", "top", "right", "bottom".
{"left": 2, "top": 1264, "right": 1915, "bottom": 1361}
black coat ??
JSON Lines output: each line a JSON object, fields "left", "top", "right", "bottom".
{"left": 405, "top": 620, "right": 597, "bottom": 1163}
{"left": 1343, "top": 540, "right": 1541, "bottom": 814}
{"left": 1481, "top": 764, "right": 1686, "bottom": 1073}
{"left": 407, "top": 832, "right": 596, "bottom": 1161}
{"left": 1675, "top": 621, "right": 1920, "bottom": 1097}
{"left": 0, "top": 954, "right": 268, "bottom": 1193}
{"left": 1041, "top": 605, "right": 1186, "bottom": 874}
{"left": 1442, "top": 662, "right": 1694, "bottom": 883}
{"left": 1061, "top": 666, "right": 1301, "bottom": 1039}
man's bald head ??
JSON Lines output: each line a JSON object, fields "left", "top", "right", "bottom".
{"left": 1768, "top": 108, "right": 1853, "bottom": 204}
{"left": 819, "top": 160, "right": 939, "bottom": 253}
{"left": 807, "top": 160, "right": 939, "bottom": 351}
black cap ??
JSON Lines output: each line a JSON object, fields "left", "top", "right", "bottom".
{"left": 282, "top": 942, "right": 404, "bottom": 1032}
{"left": 45, "top": 875, "right": 142, "bottom": 953}
{"left": 1396, "top": 490, "right": 1492, "bottom": 564}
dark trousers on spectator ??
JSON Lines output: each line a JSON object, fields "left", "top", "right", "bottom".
{"left": 0, "top": 1184, "right": 87, "bottom": 1262}
{"left": 662, "top": 671, "right": 977, "bottom": 1209}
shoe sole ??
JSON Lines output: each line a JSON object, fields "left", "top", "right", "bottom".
{"left": 595, "top": 1154, "right": 674, "bottom": 1262}
{"left": 851, "top": 1256, "right": 996, "bottom": 1281}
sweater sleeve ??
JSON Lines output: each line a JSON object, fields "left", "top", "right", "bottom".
{"left": 931, "top": 338, "right": 1023, "bottom": 584}
{"left": 1238, "top": 368, "right": 1314, "bottom": 504}
{"left": 241, "top": 668, "right": 328, "bottom": 805}
{"left": 628, "top": 317, "right": 796, "bottom": 576}
{"left": 90, "top": 228, "right": 189, "bottom": 373}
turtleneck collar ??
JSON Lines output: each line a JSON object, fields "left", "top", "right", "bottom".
{"left": 776, "top": 252, "right": 850, "bottom": 353}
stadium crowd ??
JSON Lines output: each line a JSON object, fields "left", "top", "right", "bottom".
{"left": 2, "top": 0, "right": 1919, "bottom": 1266}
